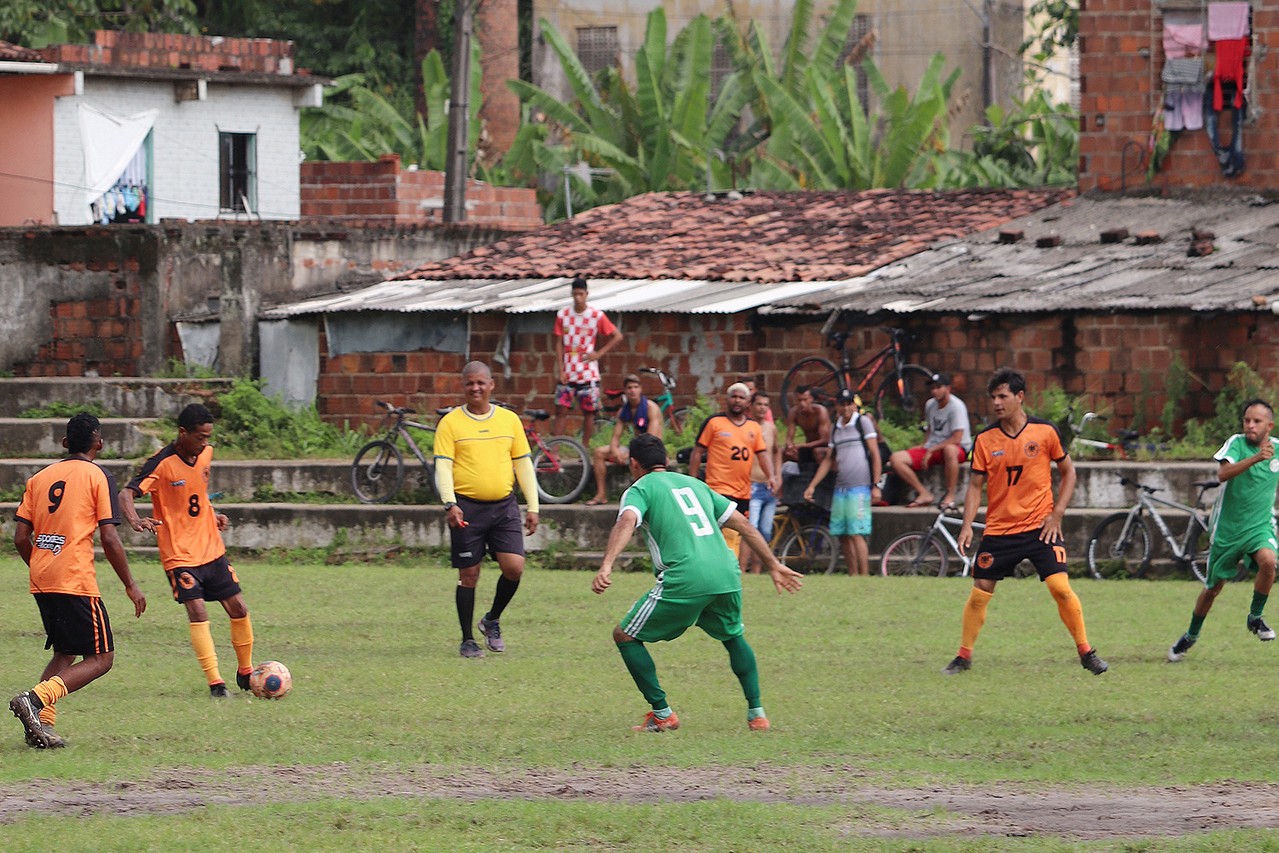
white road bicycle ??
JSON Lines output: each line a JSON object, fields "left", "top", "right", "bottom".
{"left": 1084, "top": 476, "right": 1224, "bottom": 581}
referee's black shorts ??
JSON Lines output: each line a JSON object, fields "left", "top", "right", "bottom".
{"left": 450, "top": 493, "right": 524, "bottom": 568}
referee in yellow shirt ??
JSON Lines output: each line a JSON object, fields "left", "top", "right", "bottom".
{"left": 434, "top": 361, "right": 540, "bottom": 658}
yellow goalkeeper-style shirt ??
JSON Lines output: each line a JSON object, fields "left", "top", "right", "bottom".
{"left": 433, "top": 405, "right": 531, "bottom": 501}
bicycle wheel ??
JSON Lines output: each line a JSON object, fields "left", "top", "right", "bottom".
{"left": 1086, "top": 512, "right": 1153, "bottom": 579}
{"left": 669, "top": 406, "right": 691, "bottom": 434}
{"left": 350, "top": 440, "right": 405, "bottom": 503}
{"left": 533, "top": 436, "right": 591, "bottom": 504}
{"left": 780, "top": 357, "right": 844, "bottom": 419}
{"left": 879, "top": 532, "right": 949, "bottom": 577}
{"left": 1183, "top": 515, "right": 1212, "bottom": 584}
{"left": 875, "top": 364, "right": 934, "bottom": 429}
{"left": 779, "top": 523, "right": 838, "bottom": 574}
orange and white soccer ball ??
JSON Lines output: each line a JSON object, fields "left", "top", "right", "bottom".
{"left": 248, "top": 660, "right": 292, "bottom": 699}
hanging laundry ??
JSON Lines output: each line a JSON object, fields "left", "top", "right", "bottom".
{"left": 1163, "top": 22, "right": 1208, "bottom": 58}
{"left": 1212, "top": 37, "right": 1247, "bottom": 110}
{"left": 1165, "top": 92, "right": 1205, "bottom": 132}
{"left": 1204, "top": 75, "right": 1245, "bottom": 176}
{"left": 1207, "top": 2, "right": 1250, "bottom": 41}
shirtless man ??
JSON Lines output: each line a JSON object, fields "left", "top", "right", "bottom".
{"left": 784, "top": 387, "right": 831, "bottom": 465}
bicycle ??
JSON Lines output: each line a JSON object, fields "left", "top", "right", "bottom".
{"left": 510, "top": 406, "right": 592, "bottom": 505}
{"left": 780, "top": 319, "right": 933, "bottom": 428}
{"left": 1067, "top": 410, "right": 1135, "bottom": 460}
{"left": 350, "top": 400, "right": 441, "bottom": 503}
{"left": 769, "top": 501, "right": 837, "bottom": 574}
{"left": 879, "top": 505, "right": 991, "bottom": 577}
{"left": 599, "top": 366, "right": 690, "bottom": 432}
{"left": 1085, "top": 476, "right": 1224, "bottom": 581}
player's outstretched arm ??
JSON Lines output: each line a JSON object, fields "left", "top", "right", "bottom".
{"left": 956, "top": 471, "right": 986, "bottom": 554}
{"left": 118, "top": 487, "right": 163, "bottom": 534}
{"left": 100, "top": 522, "right": 146, "bottom": 617}
{"left": 724, "top": 511, "right": 803, "bottom": 594}
{"left": 593, "top": 510, "right": 637, "bottom": 594}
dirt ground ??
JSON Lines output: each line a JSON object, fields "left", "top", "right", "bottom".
{"left": 2, "top": 762, "right": 1278, "bottom": 839}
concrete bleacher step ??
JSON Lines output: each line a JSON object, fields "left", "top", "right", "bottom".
{"left": 0, "top": 418, "right": 166, "bottom": 459}
{"left": 0, "top": 377, "right": 232, "bottom": 420}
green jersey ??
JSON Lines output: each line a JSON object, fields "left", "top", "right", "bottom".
{"left": 619, "top": 471, "right": 741, "bottom": 598}
{"left": 1209, "top": 433, "right": 1279, "bottom": 544}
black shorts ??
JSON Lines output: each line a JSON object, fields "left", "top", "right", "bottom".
{"left": 451, "top": 493, "right": 525, "bottom": 568}
{"left": 972, "top": 529, "right": 1068, "bottom": 582}
{"left": 166, "top": 555, "right": 242, "bottom": 603}
{"left": 34, "top": 593, "right": 114, "bottom": 656}
{"left": 721, "top": 495, "right": 749, "bottom": 514}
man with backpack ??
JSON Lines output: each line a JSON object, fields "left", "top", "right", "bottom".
{"left": 802, "top": 389, "right": 882, "bottom": 575}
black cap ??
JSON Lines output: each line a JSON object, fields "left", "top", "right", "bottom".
{"left": 929, "top": 372, "right": 952, "bottom": 386}
{"left": 835, "top": 388, "right": 858, "bottom": 404}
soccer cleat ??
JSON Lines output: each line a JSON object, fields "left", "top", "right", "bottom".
{"left": 1168, "top": 634, "right": 1196, "bottom": 662}
{"left": 459, "top": 639, "right": 485, "bottom": 659}
{"left": 477, "top": 616, "right": 505, "bottom": 653}
{"left": 1248, "top": 616, "right": 1276, "bottom": 641}
{"left": 209, "top": 683, "right": 230, "bottom": 699}
{"left": 236, "top": 670, "right": 252, "bottom": 691}
{"left": 10, "top": 691, "right": 53, "bottom": 748}
{"left": 26, "top": 724, "right": 65, "bottom": 749}
{"left": 632, "top": 711, "right": 680, "bottom": 732}
{"left": 1080, "top": 649, "right": 1109, "bottom": 675}
{"left": 747, "top": 716, "right": 771, "bottom": 732}
{"left": 941, "top": 655, "right": 972, "bottom": 675}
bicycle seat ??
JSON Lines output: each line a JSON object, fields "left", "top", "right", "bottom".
{"left": 525, "top": 409, "right": 551, "bottom": 421}
{"left": 827, "top": 330, "right": 850, "bottom": 350}
{"left": 1118, "top": 429, "right": 1140, "bottom": 441}
{"left": 435, "top": 407, "right": 455, "bottom": 417}
{"left": 1193, "top": 480, "right": 1221, "bottom": 490}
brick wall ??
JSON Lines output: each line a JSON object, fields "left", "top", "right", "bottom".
{"left": 1079, "top": 0, "right": 1279, "bottom": 191}
{"left": 40, "top": 30, "right": 296, "bottom": 75}
{"left": 300, "top": 155, "right": 543, "bottom": 230}
{"left": 313, "top": 308, "right": 1279, "bottom": 434}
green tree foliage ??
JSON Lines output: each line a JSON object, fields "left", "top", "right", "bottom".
{"left": 1, "top": 0, "right": 197, "bottom": 47}
{"left": 302, "top": 47, "right": 483, "bottom": 174}
{"left": 930, "top": 88, "right": 1078, "bottom": 188}
{"left": 502, "top": 9, "right": 754, "bottom": 220}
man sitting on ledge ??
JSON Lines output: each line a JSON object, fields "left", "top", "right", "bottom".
{"left": 586, "top": 374, "right": 663, "bottom": 505}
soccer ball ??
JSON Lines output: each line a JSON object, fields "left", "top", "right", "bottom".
{"left": 248, "top": 660, "right": 292, "bottom": 699}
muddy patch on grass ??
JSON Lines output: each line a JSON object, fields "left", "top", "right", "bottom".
{"left": 1, "top": 763, "right": 1276, "bottom": 839}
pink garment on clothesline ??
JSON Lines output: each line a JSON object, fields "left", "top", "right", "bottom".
{"left": 1208, "top": 2, "right": 1250, "bottom": 41}
{"left": 1163, "top": 23, "right": 1207, "bottom": 58}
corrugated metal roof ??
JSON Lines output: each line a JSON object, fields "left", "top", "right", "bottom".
{"left": 263, "top": 194, "right": 1279, "bottom": 320}
{"left": 761, "top": 195, "right": 1279, "bottom": 315}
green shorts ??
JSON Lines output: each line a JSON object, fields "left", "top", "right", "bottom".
{"left": 620, "top": 588, "right": 744, "bottom": 643}
{"left": 1205, "top": 529, "right": 1278, "bottom": 587}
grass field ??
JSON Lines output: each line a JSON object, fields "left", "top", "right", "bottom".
{"left": 3, "top": 555, "right": 1279, "bottom": 851}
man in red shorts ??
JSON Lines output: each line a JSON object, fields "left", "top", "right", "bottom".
{"left": 888, "top": 372, "right": 971, "bottom": 508}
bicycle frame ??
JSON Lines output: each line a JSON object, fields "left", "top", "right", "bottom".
{"left": 390, "top": 421, "right": 433, "bottom": 469}
{"left": 830, "top": 330, "right": 904, "bottom": 399}
{"left": 923, "top": 513, "right": 987, "bottom": 577}
{"left": 1114, "top": 490, "right": 1206, "bottom": 563}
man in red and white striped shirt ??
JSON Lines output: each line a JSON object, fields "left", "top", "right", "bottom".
{"left": 553, "top": 277, "right": 624, "bottom": 443}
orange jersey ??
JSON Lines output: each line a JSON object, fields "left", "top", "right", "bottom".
{"left": 696, "top": 414, "right": 767, "bottom": 501}
{"left": 15, "top": 458, "right": 120, "bottom": 596}
{"left": 127, "top": 444, "right": 225, "bottom": 570}
{"left": 971, "top": 417, "right": 1066, "bottom": 535}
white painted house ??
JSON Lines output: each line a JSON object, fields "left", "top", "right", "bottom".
{"left": 0, "top": 31, "right": 322, "bottom": 227}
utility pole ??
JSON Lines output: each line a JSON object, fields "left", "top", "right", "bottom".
{"left": 443, "top": 0, "right": 475, "bottom": 223}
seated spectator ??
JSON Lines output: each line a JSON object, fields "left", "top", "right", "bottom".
{"left": 783, "top": 386, "right": 831, "bottom": 465}
{"left": 887, "top": 372, "right": 972, "bottom": 508}
{"left": 586, "top": 374, "right": 663, "bottom": 505}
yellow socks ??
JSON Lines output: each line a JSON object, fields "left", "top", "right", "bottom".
{"left": 1046, "top": 572, "right": 1090, "bottom": 653}
{"left": 189, "top": 620, "right": 222, "bottom": 685}
{"left": 230, "top": 614, "right": 255, "bottom": 673}
{"left": 959, "top": 588, "right": 994, "bottom": 655}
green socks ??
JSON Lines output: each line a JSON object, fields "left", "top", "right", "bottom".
{"left": 617, "top": 641, "right": 666, "bottom": 709}
{"left": 1187, "top": 612, "right": 1206, "bottom": 640}
{"left": 723, "top": 636, "right": 761, "bottom": 709}
{"left": 1250, "top": 591, "right": 1269, "bottom": 621}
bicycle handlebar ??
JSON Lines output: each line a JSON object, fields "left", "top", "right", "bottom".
{"left": 376, "top": 400, "right": 416, "bottom": 416}
{"left": 638, "top": 366, "right": 677, "bottom": 387}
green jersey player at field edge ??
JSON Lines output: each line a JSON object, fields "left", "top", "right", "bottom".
{"left": 592, "top": 433, "right": 804, "bottom": 733}
{"left": 1169, "top": 399, "right": 1279, "bottom": 662}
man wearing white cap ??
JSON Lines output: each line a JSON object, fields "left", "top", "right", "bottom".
{"left": 688, "top": 383, "right": 775, "bottom": 559}
{"left": 888, "top": 372, "right": 971, "bottom": 509}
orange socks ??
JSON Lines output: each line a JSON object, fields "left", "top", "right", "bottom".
{"left": 230, "top": 614, "right": 254, "bottom": 673}
{"left": 959, "top": 588, "right": 994, "bottom": 656}
{"left": 1046, "top": 573, "right": 1090, "bottom": 653}
{"left": 32, "top": 675, "right": 68, "bottom": 709}
{"left": 189, "top": 620, "right": 222, "bottom": 685}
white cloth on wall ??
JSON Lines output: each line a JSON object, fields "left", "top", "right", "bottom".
{"left": 77, "top": 103, "right": 157, "bottom": 216}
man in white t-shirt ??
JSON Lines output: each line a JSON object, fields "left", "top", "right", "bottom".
{"left": 888, "top": 372, "right": 972, "bottom": 509}
{"left": 552, "top": 277, "right": 624, "bottom": 443}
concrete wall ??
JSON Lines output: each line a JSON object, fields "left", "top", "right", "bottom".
{"left": 0, "top": 74, "right": 76, "bottom": 226}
